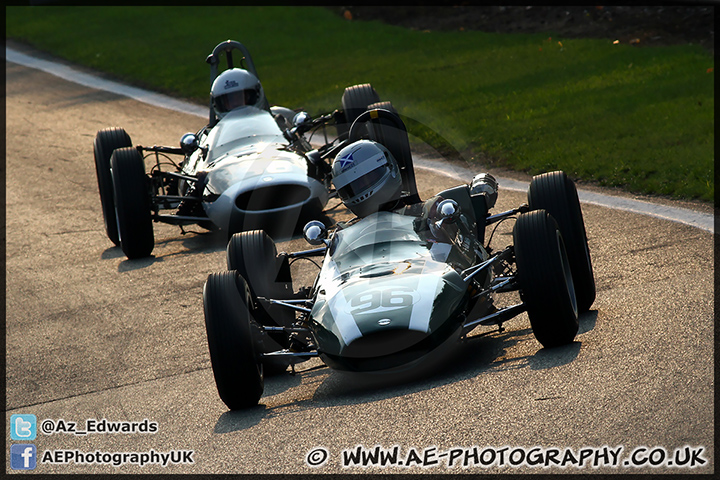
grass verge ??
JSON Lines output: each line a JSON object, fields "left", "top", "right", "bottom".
{"left": 6, "top": 6, "right": 714, "bottom": 201}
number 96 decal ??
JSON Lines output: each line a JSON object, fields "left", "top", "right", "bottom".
{"left": 349, "top": 287, "right": 419, "bottom": 315}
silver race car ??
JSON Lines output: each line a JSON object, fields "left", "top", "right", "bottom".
{"left": 93, "top": 40, "right": 388, "bottom": 258}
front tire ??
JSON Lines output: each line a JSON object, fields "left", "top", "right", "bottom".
{"left": 93, "top": 127, "right": 132, "bottom": 246}
{"left": 110, "top": 147, "right": 154, "bottom": 259}
{"left": 528, "top": 171, "right": 595, "bottom": 312}
{"left": 514, "top": 210, "right": 578, "bottom": 348}
{"left": 203, "top": 271, "right": 264, "bottom": 410}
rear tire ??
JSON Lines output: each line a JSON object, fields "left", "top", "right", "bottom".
{"left": 111, "top": 147, "right": 154, "bottom": 259}
{"left": 514, "top": 210, "right": 578, "bottom": 348}
{"left": 93, "top": 127, "right": 131, "bottom": 246}
{"left": 337, "top": 83, "right": 381, "bottom": 138}
{"left": 367, "top": 101, "right": 397, "bottom": 114}
{"left": 227, "top": 230, "right": 294, "bottom": 323}
{"left": 203, "top": 271, "right": 264, "bottom": 410}
{"left": 227, "top": 230, "right": 295, "bottom": 374}
{"left": 528, "top": 171, "right": 595, "bottom": 312}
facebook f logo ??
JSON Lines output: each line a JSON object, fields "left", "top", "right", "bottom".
{"left": 10, "top": 414, "right": 36, "bottom": 440}
{"left": 11, "top": 444, "right": 37, "bottom": 470}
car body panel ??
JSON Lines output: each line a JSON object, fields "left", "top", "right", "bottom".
{"left": 181, "top": 106, "right": 329, "bottom": 235}
{"left": 307, "top": 210, "right": 486, "bottom": 371}
{"left": 203, "top": 106, "right": 285, "bottom": 163}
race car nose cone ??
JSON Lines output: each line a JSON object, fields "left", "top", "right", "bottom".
{"left": 341, "top": 329, "right": 428, "bottom": 358}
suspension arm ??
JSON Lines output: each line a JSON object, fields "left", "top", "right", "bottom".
{"left": 139, "top": 145, "right": 185, "bottom": 156}
{"left": 286, "top": 247, "right": 326, "bottom": 259}
{"left": 485, "top": 203, "right": 530, "bottom": 226}
{"left": 462, "top": 302, "right": 527, "bottom": 335}
{"left": 461, "top": 246, "right": 513, "bottom": 283}
{"left": 258, "top": 297, "right": 314, "bottom": 314}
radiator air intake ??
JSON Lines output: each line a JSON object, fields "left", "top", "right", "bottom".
{"left": 235, "top": 184, "right": 311, "bottom": 211}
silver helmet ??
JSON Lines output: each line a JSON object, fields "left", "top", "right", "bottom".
{"left": 331, "top": 140, "right": 403, "bottom": 217}
{"left": 210, "top": 68, "right": 264, "bottom": 119}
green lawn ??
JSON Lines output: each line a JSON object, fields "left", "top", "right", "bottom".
{"left": 6, "top": 6, "right": 714, "bottom": 201}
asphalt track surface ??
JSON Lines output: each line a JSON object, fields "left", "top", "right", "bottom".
{"left": 5, "top": 54, "right": 714, "bottom": 474}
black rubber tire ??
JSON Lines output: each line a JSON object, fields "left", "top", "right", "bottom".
{"left": 203, "top": 271, "right": 264, "bottom": 410}
{"left": 110, "top": 147, "right": 154, "bottom": 259}
{"left": 513, "top": 210, "right": 579, "bottom": 348}
{"left": 367, "top": 101, "right": 397, "bottom": 114}
{"left": 528, "top": 171, "right": 595, "bottom": 312}
{"left": 227, "top": 230, "right": 295, "bottom": 326}
{"left": 93, "top": 127, "right": 132, "bottom": 246}
{"left": 337, "top": 83, "right": 381, "bottom": 138}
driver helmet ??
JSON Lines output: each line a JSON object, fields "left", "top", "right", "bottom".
{"left": 331, "top": 140, "right": 403, "bottom": 217}
{"left": 211, "top": 68, "right": 264, "bottom": 119}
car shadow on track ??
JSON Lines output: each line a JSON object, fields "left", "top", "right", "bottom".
{"left": 105, "top": 230, "right": 229, "bottom": 271}
{"left": 578, "top": 309, "right": 598, "bottom": 335}
{"left": 213, "top": 373, "right": 306, "bottom": 433}
{"left": 211, "top": 310, "right": 598, "bottom": 433}
{"left": 101, "top": 246, "right": 126, "bottom": 260}
{"left": 154, "top": 229, "right": 229, "bottom": 256}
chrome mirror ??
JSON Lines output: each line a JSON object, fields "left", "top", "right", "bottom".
{"left": 292, "top": 111, "right": 312, "bottom": 128}
{"left": 437, "top": 199, "right": 460, "bottom": 222}
{"left": 180, "top": 133, "right": 198, "bottom": 154}
{"left": 303, "top": 220, "right": 328, "bottom": 246}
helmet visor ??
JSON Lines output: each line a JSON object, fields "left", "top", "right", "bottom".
{"left": 338, "top": 165, "right": 387, "bottom": 200}
{"left": 216, "top": 88, "right": 260, "bottom": 112}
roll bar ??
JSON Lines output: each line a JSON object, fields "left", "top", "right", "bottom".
{"left": 206, "top": 40, "right": 260, "bottom": 82}
{"left": 206, "top": 40, "right": 268, "bottom": 125}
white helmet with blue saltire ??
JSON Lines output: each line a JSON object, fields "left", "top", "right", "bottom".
{"left": 331, "top": 140, "right": 403, "bottom": 217}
